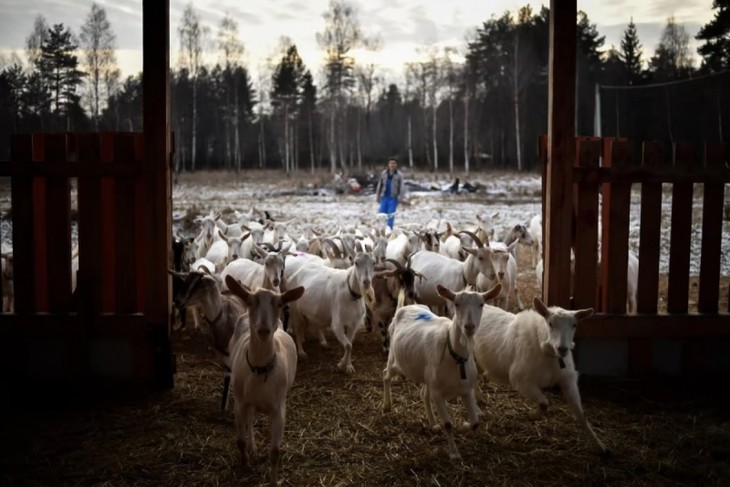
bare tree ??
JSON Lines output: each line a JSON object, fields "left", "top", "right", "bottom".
{"left": 178, "top": 2, "right": 208, "bottom": 171}
{"left": 316, "top": 0, "right": 362, "bottom": 173}
{"left": 218, "top": 13, "right": 244, "bottom": 171}
{"left": 442, "top": 47, "right": 460, "bottom": 176}
{"left": 26, "top": 14, "right": 49, "bottom": 68}
{"left": 80, "top": 2, "right": 118, "bottom": 130}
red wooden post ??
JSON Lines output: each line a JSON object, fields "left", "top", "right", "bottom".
{"left": 76, "top": 133, "right": 104, "bottom": 318}
{"left": 572, "top": 138, "right": 600, "bottom": 310}
{"left": 143, "top": 0, "right": 173, "bottom": 389}
{"left": 666, "top": 143, "right": 694, "bottom": 313}
{"left": 698, "top": 144, "right": 725, "bottom": 313}
{"left": 100, "top": 133, "right": 117, "bottom": 312}
{"left": 44, "top": 134, "right": 72, "bottom": 313}
{"left": 32, "top": 135, "right": 48, "bottom": 312}
{"left": 544, "top": 0, "right": 576, "bottom": 308}
{"left": 113, "top": 134, "right": 140, "bottom": 313}
{"left": 9, "top": 135, "right": 36, "bottom": 313}
{"left": 600, "top": 139, "right": 631, "bottom": 313}
{"left": 637, "top": 142, "right": 663, "bottom": 313}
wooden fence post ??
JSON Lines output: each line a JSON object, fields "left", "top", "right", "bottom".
{"left": 637, "top": 142, "right": 663, "bottom": 313}
{"left": 666, "top": 143, "right": 694, "bottom": 313}
{"left": 698, "top": 144, "right": 725, "bottom": 313}
{"left": 572, "top": 138, "right": 600, "bottom": 310}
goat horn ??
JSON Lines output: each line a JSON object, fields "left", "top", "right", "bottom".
{"left": 384, "top": 258, "right": 405, "bottom": 271}
{"left": 322, "top": 238, "right": 342, "bottom": 259}
{"left": 458, "top": 230, "right": 484, "bottom": 248}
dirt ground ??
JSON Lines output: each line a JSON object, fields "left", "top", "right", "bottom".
{"left": 1, "top": 169, "right": 729, "bottom": 486}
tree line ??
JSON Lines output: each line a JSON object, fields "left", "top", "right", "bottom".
{"left": 0, "top": 0, "right": 728, "bottom": 173}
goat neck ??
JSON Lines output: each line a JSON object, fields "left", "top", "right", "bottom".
{"left": 346, "top": 266, "right": 363, "bottom": 300}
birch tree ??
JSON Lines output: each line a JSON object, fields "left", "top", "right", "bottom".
{"left": 80, "top": 2, "right": 118, "bottom": 130}
{"left": 316, "top": 0, "right": 361, "bottom": 173}
{"left": 178, "top": 3, "right": 208, "bottom": 171}
{"left": 218, "top": 13, "right": 244, "bottom": 171}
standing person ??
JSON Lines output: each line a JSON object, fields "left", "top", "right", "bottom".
{"left": 375, "top": 157, "right": 406, "bottom": 229}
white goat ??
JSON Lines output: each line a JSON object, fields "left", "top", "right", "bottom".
{"left": 383, "top": 283, "right": 502, "bottom": 460}
{"left": 385, "top": 230, "right": 421, "bottom": 266}
{"left": 225, "top": 275, "right": 304, "bottom": 487}
{"left": 472, "top": 297, "right": 606, "bottom": 453}
{"left": 221, "top": 247, "right": 288, "bottom": 293}
{"left": 169, "top": 269, "right": 248, "bottom": 410}
{"left": 410, "top": 231, "right": 495, "bottom": 316}
{"left": 476, "top": 240, "right": 523, "bottom": 310}
{"left": 286, "top": 253, "right": 375, "bottom": 373}
{"left": 528, "top": 214, "right": 543, "bottom": 267}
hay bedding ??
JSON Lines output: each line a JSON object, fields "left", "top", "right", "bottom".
{"left": 2, "top": 315, "right": 729, "bottom": 486}
{"left": 1, "top": 171, "right": 729, "bottom": 486}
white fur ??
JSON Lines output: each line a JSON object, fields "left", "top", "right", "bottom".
{"left": 472, "top": 298, "right": 606, "bottom": 453}
{"left": 383, "top": 284, "right": 501, "bottom": 459}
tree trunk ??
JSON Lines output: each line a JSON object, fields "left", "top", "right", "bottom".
{"left": 432, "top": 104, "right": 438, "bottom": 171}
{"left": 448, "top": 95, "right": 454, "bottom": 175}
{"left": 309, "top": 109, "right": 315, "bottom": 174}
{"left": 464, "top": 93, "right": 469, "bottom": 175}
{"left": 329, "top": 105, "right": 337, "bottom": 173}
{"left": 407, "top": 114, "right": 414, "bottom": 168}
{"left": 234, "top": 88, "right": 241, "bottom": 173}
{"left": 514, "top": 34, "right": 522, "bottom": 171}
{"left": 192, "top": 79, "right": 197, "bottom": 171}
{"left": 356, "top": 106, "right": 362, "bottom": 170}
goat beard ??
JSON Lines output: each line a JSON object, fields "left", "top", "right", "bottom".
{"left": 363, "top": 288, "right": 376, "bottom": 310}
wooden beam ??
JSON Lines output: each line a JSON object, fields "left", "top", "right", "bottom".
{"left": 544, "top": 0, "right": 576, "bottom": 307}
{"left": 143, "top": 0, "right": 173, "bottom": 389}
{"left": 577, "top": 313, "right": 730, "bottom": 339}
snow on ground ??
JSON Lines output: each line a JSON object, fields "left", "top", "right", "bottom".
{"left": 171, "top": 171, "right": 730, "bottom": 277}
{"left": 0, "top": 171, "right": 728, "bottom": 277}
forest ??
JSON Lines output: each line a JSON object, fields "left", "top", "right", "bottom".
{"left": 0, "top": 0, "right": 728, "bottom": 173}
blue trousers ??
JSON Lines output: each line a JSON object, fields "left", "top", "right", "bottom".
{"left": 379, "top": 196, "right": 398, "bottom": 229}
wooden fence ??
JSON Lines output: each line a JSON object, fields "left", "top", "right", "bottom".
{"left": 0, "top": 132, "right": 173, "bottom": 399}
{"left": 540, "top": 136, "right": 730, "bottom": 376}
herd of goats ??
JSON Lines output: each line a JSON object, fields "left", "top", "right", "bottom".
{"left": 167, "top": 206, "right": 620, "bottom": 485}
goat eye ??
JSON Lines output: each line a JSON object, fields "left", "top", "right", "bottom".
{"left": 548, "top": 323, "right": 553, "bottom": 329}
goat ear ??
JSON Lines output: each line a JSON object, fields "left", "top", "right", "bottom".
{"left": 225, "top": 275, "right": 250, "bottom": 301}
{"left": 507, "top": 240, "right": 519, "bottom": 252}
{"left": 482, "top": 283, "right": 502, "bottom": 301}
{"left": 282, "top": 286, "right": 305, "bottom": 304}
{"left": 279, "top": 241, "right": 292, "bottom": 255}
{"left": 218, "top": 229, "right": 229, "bottom": 242}
{"left": 436, "top": 284, "right": 456, "bottom": 302}
{"left": 533, "top": 297, "right": 550, "bottom": 318}
{"left": 573, "top": 307, "right": 594, "bottom": 321}
{"left": 461, "top": 246, "right": 477, "bottom": 256}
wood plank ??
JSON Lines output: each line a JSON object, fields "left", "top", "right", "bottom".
{"left": 544, "top": 0, "right": 576, "bottom": 308}
{"left": 666, "top": 143, "right": 695, "bottom": 313}
{"left": 32, "top": 135, "right": 48, "bottom": 312}
{"left": 698, "top": 144, "right": 725, "bottom": 313}
{"left": 113, "top": 134, "right": 139, "bottom": 313}
{"left": 0, "top": 162, "right": 141, "bottom": 178}
{"left": 600, "top": 139, "right": 631, "bottom": 313}
{"left": 572, "top": 138, "right": 600, "bottom": 310}
{"left": 9, "top": 135, "right": 35, "bottom": 313}
{"left": 100, "top": 134, "right": 117, "bottom": 312}
{"left": 144, "top": 0, "right": 174, "bottom": 389}
{"left": 572, "top": 166, "right": 730, "bottom": 185}
{"left": 576, "top": 313, "right": 730, "bottom": 338}
{"left": 76, "top": 134, "right": 104, "bottom": 317}
{"left": 637, "top": 142, "right": 663, "bottom": 313}
{"left": 628, "top": 338, "right": 653, "bottom": 374}
{"left": 44, "top": 134, "right": 72, "bottom": 313}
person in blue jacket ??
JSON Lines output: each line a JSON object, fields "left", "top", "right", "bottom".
{"left": 375, "top": 157, "right": 406, "bottom": 229}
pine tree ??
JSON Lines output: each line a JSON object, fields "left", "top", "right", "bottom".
{"left": 620, "top": 19, "right": 643, "bottom": 85}
{"left": 696, "top": 0, "right": 730, "bottom": 73}
{"left": 37, "top": 24, "right": 85, "bottom": 130}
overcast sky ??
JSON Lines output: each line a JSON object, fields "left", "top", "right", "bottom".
{"left": 0, "top": 0, "right": 715, "bottom": 84}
